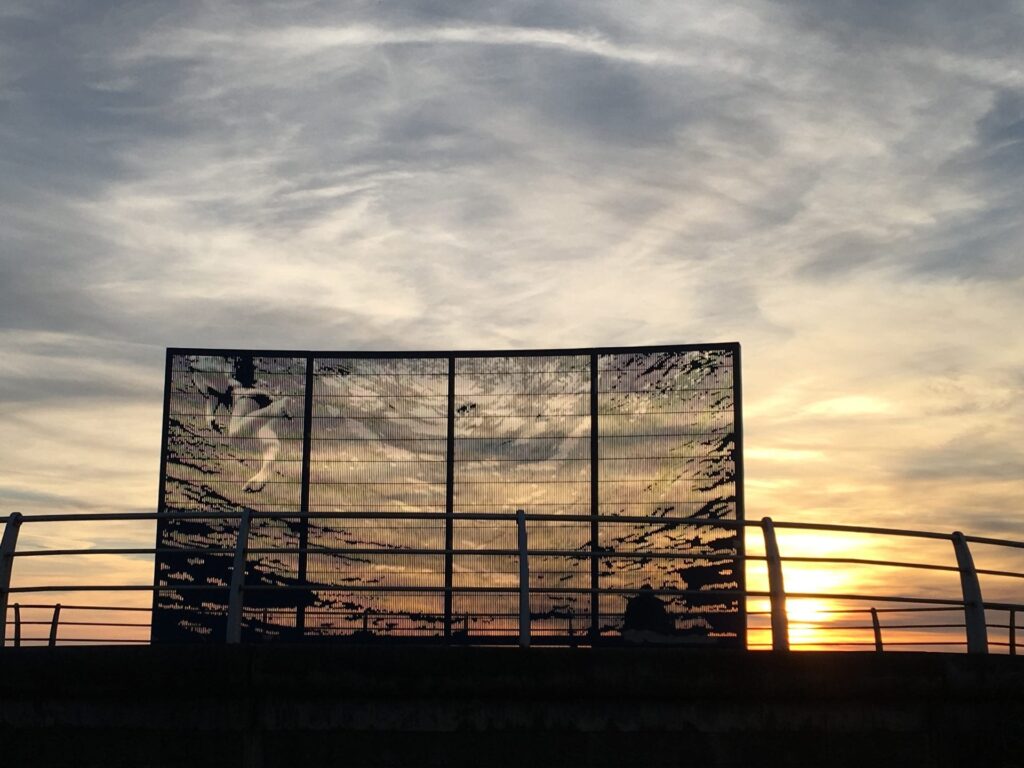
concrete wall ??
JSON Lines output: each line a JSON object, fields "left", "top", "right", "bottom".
{"left": 2, "top": 646, "right": 1022, "bottom": 767}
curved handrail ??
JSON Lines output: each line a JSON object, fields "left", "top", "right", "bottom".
{"left": 1, "top": 510, "right": 1021, "bottom": 653}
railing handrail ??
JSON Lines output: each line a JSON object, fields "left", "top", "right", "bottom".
{"left": 2, "top": 510, "right": 1022, "bottom": 653}
{"left": 5, "top": 510, "right": 1021, "bottom": 549}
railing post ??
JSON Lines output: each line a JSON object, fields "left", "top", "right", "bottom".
{"left": 13, "top": 603, "right": 21, "bottom": 647}
{"left": 761, "top": 517, "right": 789, "bottom": 651}
{"left": 1007, "top": 610, "right": 1015, "bottom": 659}
{"left": 48, "top": 603, "right": 61, "bottom": 647}
{"left": 870, "top": 607, "right": 883, "bottom": 652}
{"left": 225, "top": 510, "right": 251, "bottom": 644}
{"left": 0, "top": 512, "right": 23, "bottom": 648}
{"left": 517, "top": 509, "right": 530, "bottom": 649}
{"left": 951, "top": 531, "right": 988, "bottom": 654}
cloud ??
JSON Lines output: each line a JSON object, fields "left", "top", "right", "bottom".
{"left": 0, "top": 1, "right": 1022, "bottom": 628}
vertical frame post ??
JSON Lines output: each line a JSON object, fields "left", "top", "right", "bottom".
{"left": 589, "top": 353, "right": 600, "bottom": 642}
{"left": 870, "top": 607, "right": 883, "bottom": 652}
{"left": 226, "top": 509, "right": 252, "bottom": 644}
{"left": 517, "top": 509, "right": 530, "bottom": 648}
{"left": 0, "top": 512, "right": 23, "bottom": 647}
{"left": 761, "top": 517, "right": 789, "bottom": 651}
{"left": 1010, "top": 608, "right": 1016, "bottom": 656}
{"left": 48, "top": 604, "right": 61, "bottom": 647}
{"left": 444, "top": 357, "right": 456, "bottom": 639}
{"left": 732, "top": 343, "right": 747, "bottom": 649}
{"left": 13, "top": 604, "right": 20, "bottom": 647}
{"left": 149, "top": 351, "right": 174, "bottom": 644}
{"left": 296, "top": 354, "right": 315, "bottom": 638}
{"left": 952, "top": 531, "right": 988, "bottom": 654}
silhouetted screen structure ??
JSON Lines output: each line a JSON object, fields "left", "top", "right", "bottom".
{"left": 152, "top": 344, "right": 745, "bottom": 646}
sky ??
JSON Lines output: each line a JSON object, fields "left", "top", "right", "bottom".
{"left": 1, "top": 1, "right": 1023, "bottom": 646}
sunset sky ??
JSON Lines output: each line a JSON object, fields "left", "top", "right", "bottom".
{"left": 1, "top": 1, "right": 1022, "bottom": 646}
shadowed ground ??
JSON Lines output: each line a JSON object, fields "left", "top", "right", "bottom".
{"left": 1, "top": 646, "right": 1022, "bottom": 767}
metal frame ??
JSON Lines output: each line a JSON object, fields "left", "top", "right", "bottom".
{"left": 151, "top": 343, "right": 745, "bottom": 645}
{"left": 0, "top": 511, "right": 22, "bottom": 646}
{"left": 589, "top": 353, "right": 601, "bottom": 641}
{"left": 952, "top": 531, "right": 988, "bottom": 654}
{"left": 444, "top": 356, "right": 456, "bottom": 638}
{"left": 761, "top": 517, "right": 789, "bottom": 651}
{"left": 296, "top": 354, "right": 315, "bottom": 635}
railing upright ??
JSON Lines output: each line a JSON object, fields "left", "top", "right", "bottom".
{"left": 951, "top": 531, "right": 988, "bottom": 654}
{"left": 13, "top": 603, "right": 20, "bottom": 647}
{"left": 517, "top": 509, "right": 530, "bottom": 649}
{"left": 761, "top": 517, "right": 789, "bottom": 651}
{"left": 870, "top": 607, "right": 883, "bottom": 652}
{"left": 225, "top": 510, "right": 252, "bottom": 644}
{"left": 48, "top": 604, "right": 61, "bottom": 647}
{"left": 0, "top": 511, "right": 23, "bottom": 647}
{"left": 1011, "top": 608, "right": 1017, "bottom": 656}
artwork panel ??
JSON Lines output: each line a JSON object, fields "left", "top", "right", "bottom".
{"left": 155, "top": 345, "right": 743, "bottom": 645}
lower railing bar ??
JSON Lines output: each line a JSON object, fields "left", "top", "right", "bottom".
{"left": 749, "top": 640, "right": 969, "bottom": 647}
{"left": 12, "top": 547, "right": 237, "bottom": 557}
{"left": 747, "top": 620, "right": 863, "bottom": 627}
{"left": 240, "top": 585, "right": 754, "bottom": 596}
{"left": 748, "top": 606, "right": 967, "bottom": 615}
{"left": 777, "top": 556, "right": 962, "bottom": 573}
{"left": 15, "top": 621, "right": 150, "bottom": 627}
{"left": 252, "top": 548, "right": 747, "bottom": 560}
{"left": 6, "top": 584, "right": 1018, "bottom": 613}
{"left": 14, "top": 638, "right": 150, "bottom": 644}
{"left": 10, "top": 584, "right": 1008, "bottom": 606}
{"left": 7, "top": 585, "right": 231, "bottom": 593}
{"left": 748, "top": 622, "right": 969, "bottom": 631}
{"left": 4, "top": 604, "right": 152, "bottom": 611}
{"left": 12, "top": 546, "right": 750, "bottom": 560}
{"left": 781, "top": 592, "right": 976, "bottom": 607}
{"left": 17, "top": 542, "right": 1024, "bottom": 582}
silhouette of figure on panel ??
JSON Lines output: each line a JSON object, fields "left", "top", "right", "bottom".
{"left": 622, "top": 584, "right": 677, "bottom": 643}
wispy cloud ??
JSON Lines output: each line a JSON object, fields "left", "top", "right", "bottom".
{"left": 1, "top": 0, "right": 1022, "bottom": 603}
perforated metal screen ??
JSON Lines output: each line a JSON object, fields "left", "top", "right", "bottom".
{"left": 152, "top": 344, "right": 744, "bottom": 645}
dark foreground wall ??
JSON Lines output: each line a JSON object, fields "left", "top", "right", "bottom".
{"left": 1, "top": 646, "right": 1023, "bottom": 768}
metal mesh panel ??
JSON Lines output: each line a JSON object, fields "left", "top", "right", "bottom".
{"left": 153, "top": 345, "right": 743, "bottom": 645}
{"left": 597, "top": 350, "right": 741, "bottom": 641}
{"left": 306, "top": 357, "right": 448, "bottom": 637}
{"left": 154, "top": 354, "right": 306, "bottom": 642}
{"left": 453, "top": 355, "right": 591, "bottom": 637}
